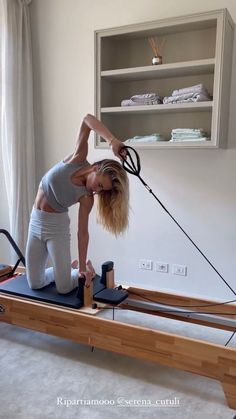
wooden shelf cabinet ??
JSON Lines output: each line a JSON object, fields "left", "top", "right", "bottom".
{"left": 95, "top": 9, "right": 234, "bottom": 149}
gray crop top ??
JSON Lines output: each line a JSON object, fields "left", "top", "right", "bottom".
{"left": 41, "top": 159, "right": 91, "bottom": 212}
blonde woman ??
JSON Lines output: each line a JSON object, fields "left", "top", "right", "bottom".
{"left": 25, "top": 114, "right": 129, "bottom": 294}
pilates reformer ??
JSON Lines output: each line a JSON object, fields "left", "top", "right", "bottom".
{"left": 1, "top": 231, "right": 236, "bottom": 409}
{"left": 1, "top": 147, "right": 236, "bottom": 410}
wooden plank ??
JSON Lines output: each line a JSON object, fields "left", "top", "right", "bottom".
{"left": 120, "top": 303, "right": 236, "bottom": 332}
{"left": 125, "top": 286, "right": 236, "bottom": 318}
{"left": 1, "top": 293, "right": 236, "bottom": 380}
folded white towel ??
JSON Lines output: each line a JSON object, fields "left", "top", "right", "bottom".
{"left": 171, "top": 136, "right": 207, "bottom": 140}
{"left": 121, "top": 93, "right": 163, "bottom": 107}
{"left": 172, "top": 131, "right": 207, "bottom": 137}
{"left": 172, "top": 84, "right": 207, "bottom": 96}
{"left": 170, "top": 127, "right": 209, "bottom": 141}
{"left": 172, "top": 128, "right": 205, "bottom": 133}
{"left": 121, "top": 99, "right": 134, "bottom": 106}
{"left": 169, "top": 137, "right": 210, "bottom": 142}
{"left": 125, "top": 133, "right": 166, "bottom": 143}
{"left": 131, "top": 93, "right": 162, "bottom": 102}
{"left": 163, "top": 91, "right": 211, "bottom": 104}
{"left": 121, "top": 98, "right": 162, "bottom": 106}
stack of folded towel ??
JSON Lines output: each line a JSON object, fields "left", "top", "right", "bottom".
{"left": 169, "top": 128, "right": 209, "bottom": 142}
{"left": 125, "top": 133, "right": 167, "bottom": 143}
{"left": 163, "top": 84, "right": 211, "bottom": 105}
{"left": 121, "top": 93, "right": 162, "bottom": 107}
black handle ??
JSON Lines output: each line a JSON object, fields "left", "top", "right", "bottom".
{"left": 120, "top": 146, "right": 141, "bottom": 176}
{"left": 0, "top": 229, "right": 26, "bottom": 276}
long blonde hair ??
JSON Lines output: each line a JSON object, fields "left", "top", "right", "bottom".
{"left": 94, "top": 159, "right": 129, "bottom": 235}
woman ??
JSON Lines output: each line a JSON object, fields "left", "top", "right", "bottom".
{"left": 25, "top": 114, "right": 129, "bottom": 294}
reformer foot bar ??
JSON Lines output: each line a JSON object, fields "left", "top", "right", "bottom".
{"left": 1, "top": 236, "right": 236, "bottom": 410}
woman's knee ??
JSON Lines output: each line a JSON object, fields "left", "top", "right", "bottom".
{"left": 26, "top": 274, "right": 44, "bottom": 290}
{"left": 54, "top": 270, "right": 78, "bottom": 294}
{"left": 26, "top": 264, "right": 48, "bottom": 290}
{"left": 56, "top": 283, "right": 74, "bottom": 294}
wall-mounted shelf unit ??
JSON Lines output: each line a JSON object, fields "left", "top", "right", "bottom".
{"left": 95, "top": 9, "right": 234, "bottom": 149}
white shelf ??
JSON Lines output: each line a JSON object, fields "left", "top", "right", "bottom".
{"left": 101, "top": 59, "right": 215, "bottom": 81}
{"left": 124, "top": 142, "right": 213, "bottom": 149}
{"left": 95, "top": 9, "right": 234, "bottom": 148}
{"left": 98, "top": 139, "right": 216, "bottom": 149}
{"left": 101, "top": 102, "right": 213, "bottom": 115}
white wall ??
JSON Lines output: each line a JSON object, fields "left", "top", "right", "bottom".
{"left": 1, "top": 0, "right": 236, "bottom": 299}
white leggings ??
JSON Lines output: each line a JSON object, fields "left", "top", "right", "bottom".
{"left": 25, "top": 208, "right": 79, "bottom": 294}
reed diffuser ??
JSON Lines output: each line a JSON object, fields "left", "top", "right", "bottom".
{"left": 148, "top": 37, "right": 165, "bottom": 65}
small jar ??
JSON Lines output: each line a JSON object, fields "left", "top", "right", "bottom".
{"left": 152, "top": 56, "right": 162, "bottom": 65}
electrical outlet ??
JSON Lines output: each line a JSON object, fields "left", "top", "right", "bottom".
{"left": 172, "top": 264, "right": 187, "bottom": 276}
{"left": 155, "top": 261, "right": 169, "bottom": 273}
{"left": 139, "top": 259, "right": 153, "bottom": 270}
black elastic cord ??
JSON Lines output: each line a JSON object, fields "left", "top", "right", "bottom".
{"left": 225, "top": 331, "right": 236, "bottom": 346}
{"left": 120, "top": 146, "right": 236, "bottom": 298}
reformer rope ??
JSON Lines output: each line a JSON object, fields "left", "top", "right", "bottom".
{"left": 119, "top": 145, "right": 236, "bottom": 347}
{"left": 120, "top": 146, "right": 236, "bottom": 302}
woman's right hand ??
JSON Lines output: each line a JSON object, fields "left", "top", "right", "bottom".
{"left": 79, "top": 270, "right": 94, "bottom": 287}
{"left": 110, "top": 138, "right": 127, "bottom": 159}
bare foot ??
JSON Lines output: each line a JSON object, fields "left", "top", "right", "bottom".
{"left": 86, "top": 260, "right": 96, "bottom": 277}
{"left": 71, "top": 259, "right": 79, "bottom": 269}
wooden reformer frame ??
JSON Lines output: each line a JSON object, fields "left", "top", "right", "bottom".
{"left": 1, "top": 265, "right": 236, "bottom": 410}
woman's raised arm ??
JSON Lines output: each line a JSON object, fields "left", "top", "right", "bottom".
{"left": 73, "top": 114, "right": 125, "bottom": 160}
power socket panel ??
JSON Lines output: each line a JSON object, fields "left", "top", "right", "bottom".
{"left": 139, "top": 259, "right": 153, "bottom": 270}
{"left": 172, "top": 264, "right": 187, "bottom": 276}
{"left": 155, "top": 261, "right": 169, "bottom": 273}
